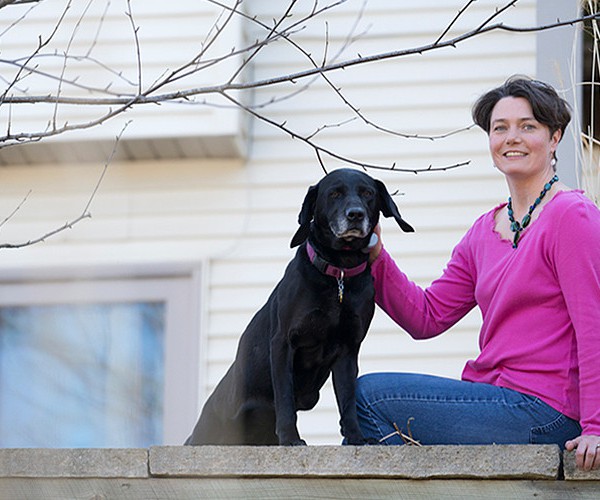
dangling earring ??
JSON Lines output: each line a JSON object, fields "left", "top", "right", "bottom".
{"left": 551, "top": 158, "right": 556, "bottom": 167}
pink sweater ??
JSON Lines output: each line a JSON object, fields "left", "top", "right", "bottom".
{"left": 372, "top": 190, "right": 600, "bottom": 435}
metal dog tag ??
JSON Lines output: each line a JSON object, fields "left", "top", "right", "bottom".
{"left": 337, "top": 271, "right": 345, "bottom": 303}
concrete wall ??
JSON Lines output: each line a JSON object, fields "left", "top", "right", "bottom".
{"left": 0, "top": 446, "right": 598, "bottom": 499}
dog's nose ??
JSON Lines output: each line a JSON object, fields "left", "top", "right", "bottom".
{"left": 346, "top": 207, "right": 366, "bottom": 221}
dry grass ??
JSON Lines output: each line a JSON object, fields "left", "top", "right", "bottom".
{"left": 580, "top": 1, "right": 600, "bottom": 203}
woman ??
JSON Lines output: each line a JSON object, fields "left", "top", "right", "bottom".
{"left": 357, "top": 76, "right": 600, "bottom": 471}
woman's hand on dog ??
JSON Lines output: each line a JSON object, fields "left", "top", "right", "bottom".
{"left": 369, "top": 224, "right": 383, "bottom": 264}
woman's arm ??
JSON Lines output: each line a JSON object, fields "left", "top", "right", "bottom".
{"left": 555, "top": 198, "right": 600, "bottom": 439}
{"left": 370, "top": 225, "right": 477, "bottom": 339}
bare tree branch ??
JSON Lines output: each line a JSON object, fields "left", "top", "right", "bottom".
{"left": 0, "top": 120, "right": 130, "bottom": 249}
{"left": 223, "top": 10, "right": 600, "bottom": 93}
{"left": 0, "top": 190, "right": 31, "bottom": 230}
{"left": 53, "top": 0, "right": 94, "bottom": 130}
{"left": 1, "top": 2, "right": 596, "bottom": 173}
{"left": 0, "top": 1, "right": 597, "bottom": 247}
{"left": 125, "top": 0, "right": 142, "bottom": 95}
{"left": 435, "top": 0, "right": 478, "bottom": 45}
{"left": 4, "top": 11, "right": 597, "bottom": 106}
{"left": 220, "top": 88, "right": 471, "bottom": 174}
{"left": 1, "top": 1, "right": 71, "bottom": 106}
{"left": 0, "top": 0, "right": 41, "bottom": 8}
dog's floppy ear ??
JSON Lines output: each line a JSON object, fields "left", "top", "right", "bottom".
{"left": 290, "top": 183, "right": 319, "bottom": 247}
{"left": 375, "top": 179, "right": 414, "bottom": 233}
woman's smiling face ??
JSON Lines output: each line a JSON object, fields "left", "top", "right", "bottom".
{"left": 489, "top": 96, "right": 561, "bottom": 178}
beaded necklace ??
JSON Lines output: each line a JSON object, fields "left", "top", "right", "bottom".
{"left": 507, "top": 174, "right": 559, "bottom": 249}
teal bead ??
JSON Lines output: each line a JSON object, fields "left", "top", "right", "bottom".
{"left": 512, "top": 232, "right": 520, "bottom": 248}
{"left": 522, "top": 214, "right": 531, "bottom": 227}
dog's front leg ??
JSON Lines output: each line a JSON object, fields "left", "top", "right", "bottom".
{"left": 270, "top": 333, "right": 306, "bottom": 446}
{"left": 332, "top": 349, "right": 374, "bottom": 445}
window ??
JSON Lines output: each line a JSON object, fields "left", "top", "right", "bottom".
{"left": 0, "top": 274, "right": 200, "bottom": 447}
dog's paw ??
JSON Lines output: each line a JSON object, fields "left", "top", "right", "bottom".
{"left": 364, "top": 437, "right": 380, "bottom": 445}
{"left": 281, "top": 438, "right": 307, "bottom": 446}
{"left": 344, "top": 436, "right": 379, "bottom": 446}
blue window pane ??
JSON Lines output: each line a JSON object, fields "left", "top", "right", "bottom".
{"left": 0, "top": 302, "right": 165, "bottom": 448}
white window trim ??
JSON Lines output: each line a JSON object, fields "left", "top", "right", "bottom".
{"left": 0, "top": 265, "right": 203, "bottom": 445}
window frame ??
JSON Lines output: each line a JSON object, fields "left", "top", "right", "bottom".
{"left": 0, "top": 266, "right": 202, "bottom": 446}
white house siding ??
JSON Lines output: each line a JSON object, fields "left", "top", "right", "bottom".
{"left": 1, "top": 0, "right": 580, "bottom": 446}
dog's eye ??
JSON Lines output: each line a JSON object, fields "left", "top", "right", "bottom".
{"left": 330, "top": 190, "right": 342, "bottom": 199}
{"left": 361, "top": 189, "right": 374, "bottom": 199}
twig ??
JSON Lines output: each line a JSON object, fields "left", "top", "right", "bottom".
{"left": 2, "top": 53, "right": 138, "bottom": 93}
{"left": 211, "top": 0, "right": 472, "bottom": 144}
{"left": 474, "top": 0, "right": 519, "bottom": 33}
{"left": 84, "top": 0, "right": 109, "bottom": 58}
{"left": 226, "top": 0, "right": 285, "bottom": 85}
{"left": 0, "top": 0, "right": 41, "bottom": 8}
{"left": 379, "top": 419, "right": 422, "bottom": 446}
{"left": 435, "top": 0, "right": 478, "bottom": 45}
{"left": 53, "top": 0, "right": 93, "bottom": 130}
{"left": 143, "top": 0, "right": 245, "bottom": 95}
{"left": 227, "top": 0, "right": 467, "bottom": 142}
{"left": 400, "top": 418, "right": 421, "bottom": 446}
{"left": 0, "top": 189, "right": 31, "bottom": 229}
{"left": 82, "top": 120, "right": 131, "bottom": 215}
{"left": 220, "top": 89, "right": 470, "bottom": 174}
{"left": 0, "top": 120, "right": 130, "bottom": 249}
{"left": 125, "top": 0, "right": 142, "bottom": 95}
{"left": 0, "top": 0, "right": 39, "bottom": 38}
{"left": 1, "top": 0, "right": 71, "bottom": 106}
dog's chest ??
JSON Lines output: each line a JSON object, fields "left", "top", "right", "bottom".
{"left": 290, "top": 294, "right": 372, "bottom": 354}
{"left": 281, "top": 255, "right": 376, "bottom": 366}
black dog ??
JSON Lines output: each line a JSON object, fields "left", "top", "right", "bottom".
{"left": 185, "top": 168, "right": 413, "bottom": 446}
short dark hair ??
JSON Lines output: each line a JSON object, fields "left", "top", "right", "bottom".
{"left": 471, "top": 75, "right": 571, "bottom": 140}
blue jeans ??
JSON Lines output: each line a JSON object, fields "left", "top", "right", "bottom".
{"left": 356, "top": 372, "right": 581, "bottom": 449}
